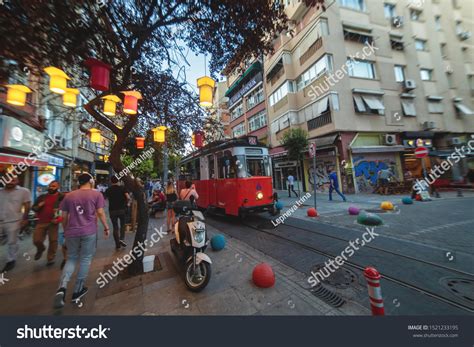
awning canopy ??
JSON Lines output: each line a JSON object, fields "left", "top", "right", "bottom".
{"left": 454, "top": 102, "right": 474, "bottom": 115}
{"left": 225, "top": 61, "right": 262, "bottom": 97}
{"left": 0, "top": 153, "right": 48, "bottom": 167}
{"left": 313, "top": 134, "right": 338, "bottom": 148}
{"left": 351, "top": 145, "right": 405, "bottom": 154}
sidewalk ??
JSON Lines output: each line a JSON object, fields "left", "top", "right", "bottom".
{"left": 0, "top": 213, "right": 368, "bottom": 315}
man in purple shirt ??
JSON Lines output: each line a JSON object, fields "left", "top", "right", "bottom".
{"left": 54, "top": 173, "right": 110, "bottom": 309}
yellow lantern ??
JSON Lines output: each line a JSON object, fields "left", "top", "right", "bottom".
{"left": 5, "top": 85, "right": 32, "bottom": 106}
{"left": 102, "top": 95, "right": 121, "bottom": 116}
{"left": 44, "top": 67, "right": 70, "bottom": 94}
{"left": 114, "top": 126, "right": 123, "bottom": 142}
{"left": 197, "top": 76, "right": 215, "bottom": 108}
{"left": 104, "top": 155, "right": 109, "bottom": 162}
{"left": 152, "top": 126, "right": 167, "bottom": 143}
{"left": 89, "top": 128, "right": 101, "bottom": 143}
{"left": 192, "top": 134, "right": 195, "bottom": 146}
{"left": 62, "top": 88, "right": 79, "bottom": 107}
{"left": 121, "top": 91, "right": 142, "bottom": 115}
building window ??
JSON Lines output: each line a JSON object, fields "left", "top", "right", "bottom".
{"left": 248, "top": 111, "right": 267, "bottom": 132}
{"left": 401, "top": 98, "right": 416, "bottom": 116}
{"left": 353, "top": 93, "right": 385, "bottom": 115}
{"left": 269, "top": 81, "right": 292, "bottom": 106}
{"left": 446, "top": 72, "right": 454, "bottom": 88}
{"left": 415, "top": 39, "right": 427, "bottom": 51}
{"left": 434, "top": 16, "right": 442, "bottom": 31}
{"left": 232, "top": 122, "right": 246, "bottom": 138}
{"left": 469, "top": 76, "right": 474, "bottom": 96}
{"left": 343, "top": 27, "right": 373, "bottom": 44}
{"left": 296, "top": 54, "right": 333, "bottom": 91}
{"left": 427, "top": 100, "right": 444, "bottom": 113}
{"left": 246, "top": 86, "right": 264, "bottom": 110}
{"left": 390, "top": 35, "right": 404, "bottom": 50}
{"left": 420, "top": 69, "right": 433, "bottom": 81}
{"left": 440, "top": 43, "right": 448, "bottom": 57}
{"left": 348, "top": 59, "right": 376, "bottom": 79}
{"left": 394, "top": 65, "right": 405, "bottom": 82}
{"left": 230, "top": 102, "right": 244, "bottom": 121}
{"left": 338, "top": 0, "right": 365, "bottom": 11}
{"left": 384, "top": 3, "right": 396, "bottom": 19}
{"left": 410, "top": 9, "right": 422, "bottom": 21}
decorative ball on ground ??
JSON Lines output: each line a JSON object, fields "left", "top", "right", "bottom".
{"left": 348, "top": 206, "right": 360, "bottom": 215}
{"left": 357, "top": 212, "right": 383, "bottom": 226}
{"left": 307, "top": 207, "right": 318, "bottom": 217}
{"left": 252, "top": 263, "right": 275, "bottom": 288}
{"left": 275, "top": 201, "right": 284, "bottom": 210}
{"left": 380, "top": 201, "right": 394, "bottom": 210}
{"left": 415, "top": 194, "right": 422, "bottom": 201}
{"left": 210, "top": 234, "right": 226, "bottom": 251}
{"left": 402, "top": 197, "right": 413, "bottom": 205}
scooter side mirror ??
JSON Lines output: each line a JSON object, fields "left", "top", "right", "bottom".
{"left": 192, "top": 210, "right": 205, "bottom": 221}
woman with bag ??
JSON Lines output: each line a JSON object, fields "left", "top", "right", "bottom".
{"left": 165, "top": 181, "right": 178, "bottom": 233}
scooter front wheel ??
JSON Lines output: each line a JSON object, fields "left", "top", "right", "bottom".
{"left": 184, "top": 259, "right": 211, "bottom": 292}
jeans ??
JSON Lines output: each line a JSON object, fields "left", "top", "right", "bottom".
{"left": 0, "top": 221, "right": 21, "bottom": 262}
{"left": 110, "top": 210, "right": 126, "bottom": 248}
{"left": 329, "top": 185, "right": 346, "bottom": 201}
{"left": 58, "top": 233, "right": 97, "bottom": 293}
{"left": 288, "top": 184, "right": 298, "bottom": 197}
{"left": 33, "top": 222, "right": 59, "bottom": 261}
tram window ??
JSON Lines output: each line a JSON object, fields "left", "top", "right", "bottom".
{"left": 235, "top": 155, "right": 247, "bottom": 178}
{"left": 247, "top": 157, "right": 270, "bottom": 177}
{"left": 190, "top": 159, "right": 200, "bottom": 180}
{"left": 218, "top": 150, "right": 237, "bottom": 178}
{"left": 208, "top": 155, "right": 215, "bottom": 179}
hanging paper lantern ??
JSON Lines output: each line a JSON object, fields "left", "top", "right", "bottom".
{"left": 62, "top": 88, "right": 80, "bottom": 107}
{"left": 191, "top": 134, "right": 195, "bottom": 146}
{"left": 193, "top": 130, "right": 204, "bottom": 148}
{"left": 89, "top": 128, "right": 101, "bottom": 143}
{"left": 197, "top": 76, "right": 215, "bottom": 108}
{"left": 121, "top": 91, "right": 142, "bottom": 115}
{"left": 152, "top": 126, "right": 167, "bottom": 143}
{"left": 5, "top": 85, "right": 32, "bottom": 106}
{"left": 84, "top": 58, "right": 111, "bottom": 91}
{"left": 44, "top": 67, "right": 70, "bottom": 94}
{"left": 136, "top": 137, "right": 145, "bottom": 149}
{"left": 101, "top": 95, "right": 121, "bottom": 116}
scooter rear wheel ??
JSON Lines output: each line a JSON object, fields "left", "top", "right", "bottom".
{"left": 184, "top": 259, "right": 211, "bottom": 292}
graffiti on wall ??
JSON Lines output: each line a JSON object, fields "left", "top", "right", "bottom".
{"left": 353, "top": 154, "right": 397, "bottom": 193}
{"left": 308, "top": 159, "right": 335, "bottom": 192}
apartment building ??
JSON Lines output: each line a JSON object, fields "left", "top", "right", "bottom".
{"left": 204, "top": 81, "right": 231, "bottom": 143}
{"left": 225, "top": 58, "right": 269, "bottom": 144}
{"left": 265, "top": 0, "right": 474, "bottom": 193}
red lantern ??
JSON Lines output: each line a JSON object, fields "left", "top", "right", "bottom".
{"left": 85, "top": 58, "right": 111, "bottom": 91}
{"left": 122, "top": 91, "right": 142, "bottom": 115}
{"left": 193, "top": 130, "right": 204, "bottom": 148}
{"left": 136, "top": 137, "right": 145, "bottom": 149}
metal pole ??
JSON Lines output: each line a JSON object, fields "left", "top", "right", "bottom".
{"left": 313, "top": 149, "right": 317, "bottom": 209}
{"left": 163, "top": 140, "right": 169, "bottom": 186}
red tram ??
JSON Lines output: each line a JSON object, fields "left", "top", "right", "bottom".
{"left": 177, "top": 136, "right": 277, "bottom": 217}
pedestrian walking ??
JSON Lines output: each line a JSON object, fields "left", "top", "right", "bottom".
{"left": 32, "top": 180, "right": 65, "bottom": 266}
{"left": 54, "top": 173, "right": 109, "bottom": 309}
{"left": 0, "top": 176, "right": 31, "bottom": 272}
{"left": 377, "top": 168, "right": 396, "bottom": 195}
{"left": 105, "top": 176, "right": 130, "bottom": 250}
{"left": 328, "top": 168, "right": 346, "bottom": 202}
{"left": 287, "top": 173, "right": 298, "bottom": 198}
{"left": 165, "top": 181, "right": 178, "bottom": 233}
{"left": 179, "top": 180, "right": 199, "bottom": 203}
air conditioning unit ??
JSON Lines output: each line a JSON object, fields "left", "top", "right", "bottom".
{"left": 422, "top": 121, "right": 436, "bottom": 130}
{"left": 449, "top": 137, "right": 462, "bottom": 145}
{"left": 458, "top": 31, "right": 471, "bottom": 41}
{"left": 53, "top": 135, "right": 66, "bottom": 149}
{"left": 391, "top": 16, "right": 403, "bottom": 28}
{"left": 384, "top": 134, "right": 397, "bottom": 145}
{"left": 404, "top": 79, "right": 416, "bottom": 90}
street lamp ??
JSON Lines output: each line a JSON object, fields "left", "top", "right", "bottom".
{"left": 5, "top": 84, "right": 32, "bottom": 106}
{"left": 101, "top": 94, "right": 121, "bottom": 116}
{"left": 44, "top": 66, "right": 70, "bottom": 94}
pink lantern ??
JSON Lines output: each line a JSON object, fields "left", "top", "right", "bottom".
{"left": 193, "top": 130, "right": 204, "bottom": 148}
{"left": 85, "top": 58, "right": 111, "bottom": 91}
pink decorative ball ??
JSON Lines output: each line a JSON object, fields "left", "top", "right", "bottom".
{"left": 348, "top": 206, "right": 360, "bottom": 215}
{"left": 252, "top": 263, "right": 275, "bottom": 288}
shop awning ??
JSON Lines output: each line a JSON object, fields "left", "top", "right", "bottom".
{"left": 0, "top": 153, "right": 48, "bottom": 167}
{"left": 225, "top": 61, "right": 262, "bottom": 97}
{"left": 454, "top": 102, "right": 474, "bottom": 115}
{"left": 351, "top": 145, "right": 405, "bottom": 154}
{"left": 313, "top": 134, "right": 338, "bottom": 148}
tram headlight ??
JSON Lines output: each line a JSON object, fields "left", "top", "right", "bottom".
{"left": 256, "top": 191, "right": 264, "bottom": 200}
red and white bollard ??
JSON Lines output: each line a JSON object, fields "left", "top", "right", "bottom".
{"left": 364, "top": 266, "right": 385, "bottom": 316}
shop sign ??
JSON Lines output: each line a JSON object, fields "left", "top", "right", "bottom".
{"left": 229, "top": 73, "right": 262, "bottom": 106}
{"left": 38, "top": 153, "right": 65, "bottom": 167}
{"left": 274, "top": 161, "right": 297, "bottom": 168}
{"left": 0, "top": 115, "right": 44, "bottom": 154}
{"left": 37, "top": 173, "right": 56, "bottom": 186}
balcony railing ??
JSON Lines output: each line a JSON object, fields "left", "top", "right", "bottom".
{"left": 307, "top": 110, "right": 332, "bottom": 131}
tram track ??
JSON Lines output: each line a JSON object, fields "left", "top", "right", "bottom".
{"left": 206, "top": 214, "right": 474, "bottom": 314}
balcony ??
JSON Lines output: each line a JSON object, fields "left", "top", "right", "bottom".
{"left": 307, "top": 110, "right": 332, "bottom": 131}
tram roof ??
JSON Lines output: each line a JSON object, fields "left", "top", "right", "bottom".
{"left": 181, "top": 136, "right": 267, "bottom": 163}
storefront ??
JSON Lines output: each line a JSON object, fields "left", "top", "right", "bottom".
{"left": 32, "top": 153, "right": 66, "bottom": 200}
{"left": 270, "top": 147, "right": 303, "bottom": 192}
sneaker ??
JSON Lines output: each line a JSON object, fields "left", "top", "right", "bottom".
{"left": 119, "top": 240, "right": 127, "bottom": 248}
{"left": 2, "top": 261, "right": 15, "bottom": 273}
{"left": 71, "top": 287, "right": 88, "bottom": 303}
{"left": 54, "top": 288, "right": 66, "bottom": 309}
{"left": 34, "top": 249, "right": 44, "bottom": 261}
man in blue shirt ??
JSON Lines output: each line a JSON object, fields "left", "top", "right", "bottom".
{"left": 328, "top": 168, "right": 346, "bottom": 202}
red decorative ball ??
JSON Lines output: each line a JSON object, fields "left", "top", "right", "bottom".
{"left": 252, "top": 263, "right": 275, "bottom": 288}
{"left": 307, "top": 207, "right": 318, "bottom": 217}
{"left": 415, "top": 194, "right": 422, "bottom": 201}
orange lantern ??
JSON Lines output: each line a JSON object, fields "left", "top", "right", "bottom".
{"left": 84, "top": 58, "right": 111, "bottom": 91}
{"left": 89, "top": 128, "right": 101, "bottom": 143}
{"left": 121, "top": 91, "right": 142, "bottom": 115}
{"left": 136, "top": 137, "right": 145, "bottom": 149}
{"left": 5, "top": 85, "right": 32, "bottom": 106}
{"left": 101, "top": 95, "right": 121, "bottom": 116}
{"left": 44, "top": 66, "right": 70, "bottom": 94}
{"left": 152, "top": 126, "right": 167, "bottom": 143}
